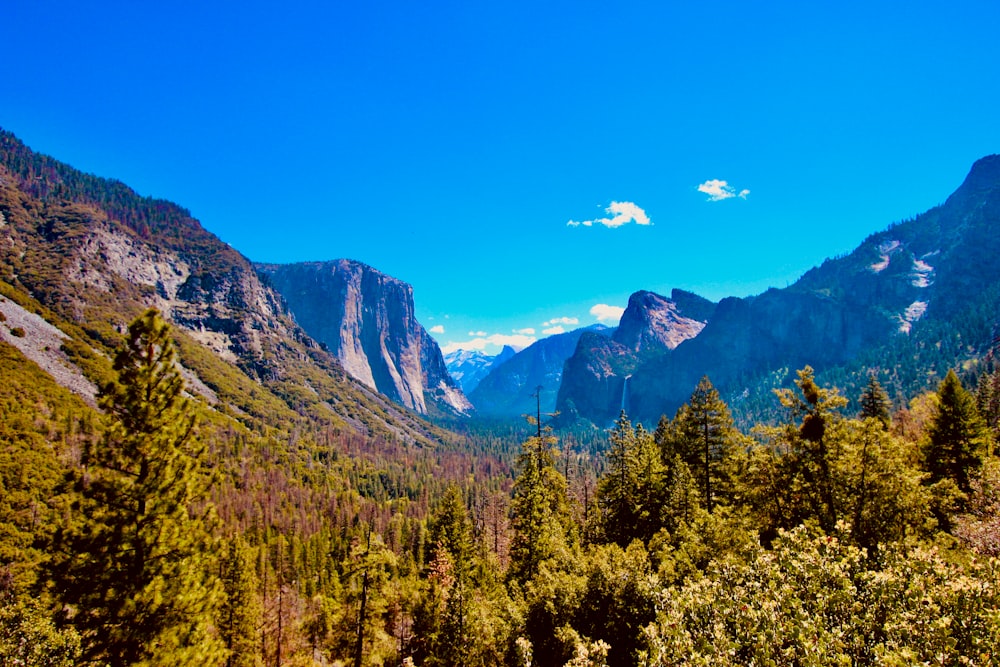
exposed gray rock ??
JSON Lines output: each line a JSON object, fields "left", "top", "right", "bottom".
{"left": 258, "top": 259, "right": 472, "bottom": 417}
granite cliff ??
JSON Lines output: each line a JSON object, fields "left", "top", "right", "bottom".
{"left": 258, "top": 260, "right": 472, "bottom": 417}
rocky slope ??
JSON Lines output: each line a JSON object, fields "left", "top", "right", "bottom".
{"left": 0, "top": 128, "right": 449, "bottom": 445}
{"left": 257, "top": 260, "right": 472, "bottom": 417}
{"left": 558, "top": 155, "right": 1000, "bottom": 427}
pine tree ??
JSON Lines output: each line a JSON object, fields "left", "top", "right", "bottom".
{"left": 507, "top": 432, "right": 574, "bottom": 586}
{"left": 51, "top": 309, "right": 225, "bottom": 666}
{"left": 769, "top": 366, "right": 848, "bottom": 533}
{"left": 416, "top": 485, "right": 476, "bottom": 667}
{"left": 598, "top": 412, "right": 664, "bottom": 545}
{"left": 923, "top": 369, "right": 988, "bottom": 495}
{"left": 667, "top": 377, "right": 739, "bottom": 513}
{"left": 220, "top": 536, "right": 262, "bottom": 667}
{"left": 859, "top": 374, "right": 892, "bottom": 429}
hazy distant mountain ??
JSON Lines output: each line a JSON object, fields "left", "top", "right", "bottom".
{"left": 469, "top": 324, "right": 611, "bottom": 417}
{"left": 557, "top": 155, "right": 1000, "bottom": 427}
{"left": 445, "top": 345, "right": 517, "bottom": 394}
{"left": 257, "top": 260, "right": 473, "bottom": 418}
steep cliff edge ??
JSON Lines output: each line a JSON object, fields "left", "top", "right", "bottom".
{"left": 257, "top": 260, "right": 472, "bottom": 417}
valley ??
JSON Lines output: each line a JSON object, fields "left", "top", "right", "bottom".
{"left": 2, "top": 128, "right": 1000, "bottom": 666}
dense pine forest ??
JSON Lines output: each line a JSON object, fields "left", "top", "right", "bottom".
{"left": 3, "top": 307, "right": 999, "bottom": 666}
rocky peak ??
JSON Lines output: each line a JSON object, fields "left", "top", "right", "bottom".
{"left": 258, "top": 259, "right": 472, "bottom": 417}
{"left": 613, "top": 289, "right": 713, "bottom": 353}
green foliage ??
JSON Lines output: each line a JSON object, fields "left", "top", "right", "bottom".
{"left": 598, "top": 412, "right": 664, "bottom": 546}
{"left": 858, "top": 373, "right": 892, "bottom": 428}
{"left": 0, "top": 593, "right": 81, "bottom": 667}
{"left": 508, "top": 433, "right": 575, "bottom": 586}
{"left": 219, "top": 536, "right": 263, "bottom": 667}
{"left": 641, "top": 527, "right": 1000, "bottom": 666}
{"left": 49, "top": 309, "right": 226, "bottom": 666}
{"left": 662, "top": 376, "right": 743, "bottom": 512}
{"left": 923, "top": 369, "right": 988, "bottom": 496}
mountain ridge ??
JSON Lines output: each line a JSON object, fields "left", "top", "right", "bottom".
{"left": 557, "top": 153, "right": 1000, "bottom": 427}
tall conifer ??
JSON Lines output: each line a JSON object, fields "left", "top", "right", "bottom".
{"left": 923, "top": 370, "right": 987, "bottom": 495}
{"left": 52, "top": 309, "right": 225, "bottom": 666}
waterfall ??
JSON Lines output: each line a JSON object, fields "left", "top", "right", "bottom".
{"left": 621, "top": 374, "right": 632, "bottom": 413}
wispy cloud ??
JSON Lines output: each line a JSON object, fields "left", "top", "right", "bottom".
{"left": 568, "top": 201, "right": 651, "bottom": 228}
{"left": 468, "top": 330, "right": 488, "bottom": 337}
{"left": 442, "top": 333, "right": 537, "bottom": 354}
{"left": 429, "top": 325, "right": 445, "bottom": 334}
{"left": 542, "top": 316, "right": 579, "bottom": 327}
{"left": 697, "top": 179, "right": 750, "bottom": 202}
{"left": 590, "top": 303, "right": 625, "bottom": 323}
{"left": 543, "top": 326, "right": 565, "bottom": 335}
{"left": 514, "top": 327, "right": 536, "bottom": 335}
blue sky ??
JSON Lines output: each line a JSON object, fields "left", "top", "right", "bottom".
{"left": 5, "top": 1, "right": 1000, "bottom": 353}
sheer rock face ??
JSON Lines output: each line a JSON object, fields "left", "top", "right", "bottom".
{"left": 557, "top": 290, "right": 716, "bottom": 426}
{"left": 614, "top": 290, "right": 712, "bottom": 353}
{"left": 559, "top": 155, "right": 1000, "bottom": 427}
{"left": 258, "top": 260, "right": 472, "bottom": 417}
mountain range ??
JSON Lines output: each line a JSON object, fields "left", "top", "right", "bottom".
{"left": 557, "top": 155, "right": 1000, "bottom": 426}
{"left": 444, "top": 345, "right": 518, "bottom": 394}
{"left": 2, "top": 125, "right": 999, "bottom": 436}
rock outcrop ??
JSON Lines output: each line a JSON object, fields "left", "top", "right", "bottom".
{"left": 258, "top": 260, "right": 472, "bottom": 417}
{"left": 557, "top": 290, "right": 715, "bottom": 425}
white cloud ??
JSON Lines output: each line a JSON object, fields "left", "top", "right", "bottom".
{"left": 442, "top": 333, "right": 537, "bottom": 354}
{"left": 468, "top": 330, "right": 488, "bottom": 337}
{"left": 429, "top": 325, "right": 445, "bottom": 334}
{"left": 697, "top": 179, "right": 750, "bottom": 202}
{"left": 514, "top": 327, "right": 536, "bottom": 335}
{"left": 568, "top": 201, "right": 651, "bottom": 228}
{"left": 543, "top": 326, "right": 565, "bottom": 335}
{"left": 590, "top": 303, "right": 625, "bottom": 323}
{"left": 542, "top": 316, "right": 579, "bottom": 327}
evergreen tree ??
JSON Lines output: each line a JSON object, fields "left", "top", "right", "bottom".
{"left": 507, "top": 432, "right": 574, "bottom": 586}
{"left": 859, "top": 374, "right": 892, "bottom": 429}
{"left": 50, "top": 309, "right": 225, "bottom": 666}
{"left": 220, "top": 536, "right": 262, "bottom": 667}
{"left": 668, "top": 377, "right": 739, "bottom": 512}
{"left": 598, "top": 412, "right": 663, "bottom": 545}
{"left": 923, "top": 370, "right": 988, "bottom": 496}
{"left": 975, "top": 369, "right": 1000, "bottom": 454}
{"left": 414, "top": 485, "right": 477, "bottom": 667}
{"left": 755, "top": 367, "right": 848, "bottom": 535}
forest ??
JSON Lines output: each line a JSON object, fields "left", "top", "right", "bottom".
{"left": 2, "top": 308, "right": 1000, "bottom": 667}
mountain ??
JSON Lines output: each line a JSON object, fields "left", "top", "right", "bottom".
{"left": 557, "top": 155, "right": 1000, "bottom": 427}
{"left": 257, "top": 260, "right": 472, "bottom": 417}
{"left": 557, "top": 290, "right": 716, "bottom": 425}
{"left": 469, "top": 324, "right": 611, "bottom": 417}
{"left": 445, "top": 345, "right": 517, "bottom": 394}
{"left": 0, "top": 128, "right": 446, "bottom": 444}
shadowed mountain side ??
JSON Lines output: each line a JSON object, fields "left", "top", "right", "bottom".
{"left": 557, "top": 155, "right": 1000, "bottom": 427}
